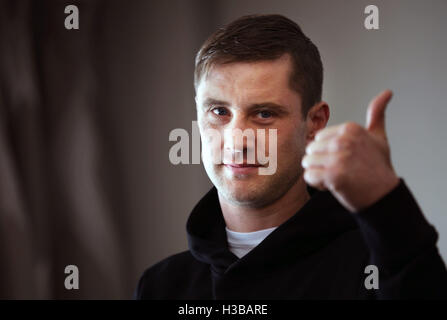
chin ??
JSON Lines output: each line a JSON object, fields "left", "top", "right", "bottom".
{"left": 224, "top": 189, "right": 263, "bottom": 207}
{"left": 207, "top": 163, "right": 301, "bottom": 208}
{"left": 218, "top": 178, "right": 275, "bottom": 207}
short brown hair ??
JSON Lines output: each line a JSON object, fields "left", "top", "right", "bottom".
{"left": 194, "top": 14, "right": 323, "bottom": 116}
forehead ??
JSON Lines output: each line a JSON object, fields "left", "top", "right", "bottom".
{"left": 196, "top": 54, "right": 301, "bottom": 106}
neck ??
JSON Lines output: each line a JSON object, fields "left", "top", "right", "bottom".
{"left": 219, "top": 176, "right": 310, "bottom": 232}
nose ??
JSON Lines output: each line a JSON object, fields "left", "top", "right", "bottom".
{"left": 223, "top": 113, "right": 254, "bottom": 162}
{"left": 223, "top": 113, "right": 245, "bottom": 151}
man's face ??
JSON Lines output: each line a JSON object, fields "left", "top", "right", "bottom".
{"left": 196, "top": 54, "right": 308, "bottom": 208}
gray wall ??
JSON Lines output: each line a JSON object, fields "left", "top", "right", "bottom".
{"left": 210, "top": 0, "right": 447, "bottom": 263}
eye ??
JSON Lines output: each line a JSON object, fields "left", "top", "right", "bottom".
{"left": 257, "top": 110, "right": 274, "bottom": 119}
{"left": 212, "top": 107, "right": 229, "bottom": 116}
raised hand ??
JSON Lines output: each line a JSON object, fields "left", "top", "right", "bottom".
{"left": 302, "top": 90, "right": 400, "bottom": 213}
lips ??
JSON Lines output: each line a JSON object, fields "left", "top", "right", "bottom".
{"left": 223, "top": 163, "right": 262, "bottom": 168}
{"left": 223, "top": 163, "right": 263, "bottom": 174}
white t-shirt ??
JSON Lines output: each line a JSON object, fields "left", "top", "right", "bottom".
{"left": 225, "top": 226, "right": 278, "bottom": 258}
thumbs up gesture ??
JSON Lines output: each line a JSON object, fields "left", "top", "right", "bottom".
{"left": 302, "top": 90, "right": 400, "bottom": 213}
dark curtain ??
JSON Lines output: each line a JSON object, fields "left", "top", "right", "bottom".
{"left": 0, "top": 0, "right": 216, "bottom": 299}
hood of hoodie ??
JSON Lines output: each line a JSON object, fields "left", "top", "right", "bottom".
{"left": 186, "top": 185, "right": 359, "bottom": 276}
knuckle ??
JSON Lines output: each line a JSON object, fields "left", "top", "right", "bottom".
{"left": 306, "top": 141, "right": 317, "bottom": 154}
{"left": 342, "top": 122, "right": 362, "bottom": 135}
{"left": 301, "top": 154, "right": 309, "bottom": 167}
{"left": 327, "top": 153, "right": 344, "bottom": 169}
{"left": 333, "top": 136, "right": 350, "bottom": 151}
{"left": 334, "top": 135, "right": 357, "bottom": 153}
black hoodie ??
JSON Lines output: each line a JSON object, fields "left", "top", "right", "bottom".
{"left": 135, "top": 179, "right": 447, "bottom": 299}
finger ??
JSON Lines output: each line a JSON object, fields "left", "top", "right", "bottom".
{"left": 306, "top": 138, "right": 345, "bottom": 155}
{"left": 303, "top": 167, "right": 327, "bottom": 190}
{"left": 301, "top": 153, "right": 336, "bottom": 169}
{"left": 366, "top": 89, "right": 393, "bottom": 138}
{"left": 306, "top": 139, "right": 329, "bottom": 154}
{"left": 314, "top": 125, "right": 342, "bottom": 142}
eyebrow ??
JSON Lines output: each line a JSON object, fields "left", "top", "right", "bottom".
{"left": 201, "top": 98, "right": 289, "bottom": 114}
{"left": 202, "top": 98, "right": 230, "bottom": 107}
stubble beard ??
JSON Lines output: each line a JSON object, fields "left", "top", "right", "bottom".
{"left": 206, "top": 159, "right": 304, "bottom": 209}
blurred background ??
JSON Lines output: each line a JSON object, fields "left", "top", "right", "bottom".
{"left": 0, "top": 0, "right": 446, "bottom": 299}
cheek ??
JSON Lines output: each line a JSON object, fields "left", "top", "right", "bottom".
{"left": 258, "top": 127, "right": 299, "bottom": 156}
{"left": 199, "top": 127, "right": 223, "bottom": 164}
{"left": 276, "top": 127, "right": 306, "bottom": 163}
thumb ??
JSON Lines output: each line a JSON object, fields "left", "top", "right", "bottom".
{"left": 366, "top": 89, "right": 393, "bottom": 138}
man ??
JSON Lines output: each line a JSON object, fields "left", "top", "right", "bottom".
{"left": 135, "top": 14, "right": 447, "bottom": 299}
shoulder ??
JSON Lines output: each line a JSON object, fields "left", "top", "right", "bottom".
{"left": 137, "top": 250, "right": 198, "bottom": 284}
{"left": 134, "top": 250, "right": 209, "bottom": 299}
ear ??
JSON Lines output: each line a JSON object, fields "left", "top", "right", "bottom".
{"left": 305, "top": 101, "right": 330, "bottom": 143}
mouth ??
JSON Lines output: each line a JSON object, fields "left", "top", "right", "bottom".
{"left": 223, "top": 163, "right": 263, "bottom": 174}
